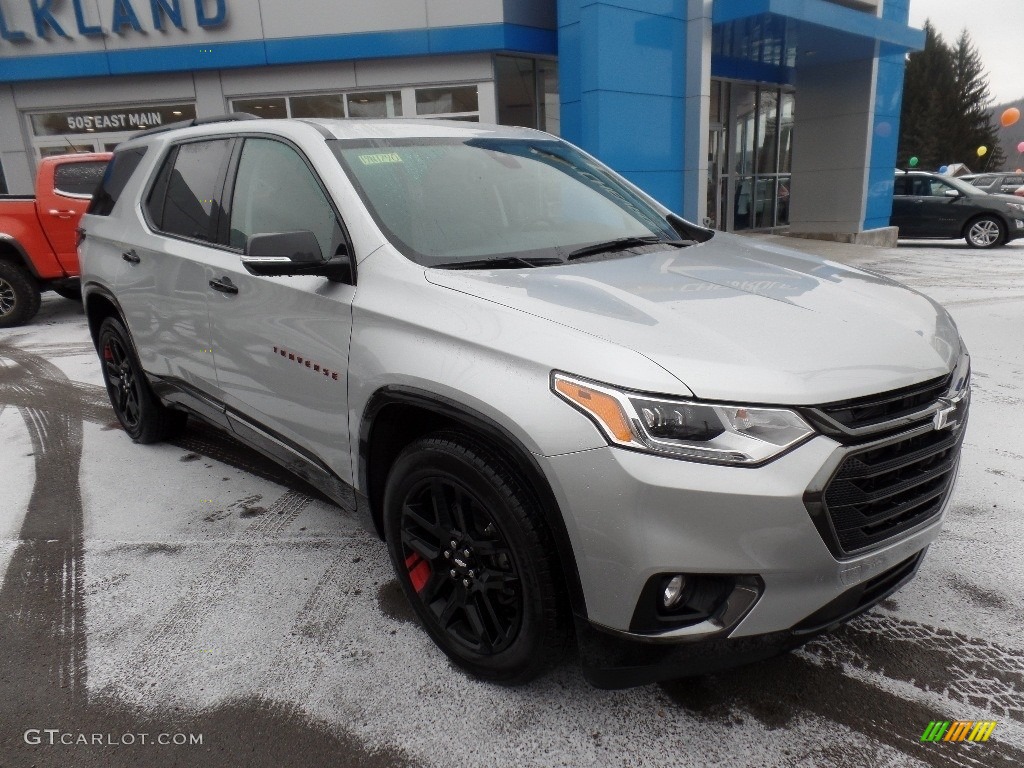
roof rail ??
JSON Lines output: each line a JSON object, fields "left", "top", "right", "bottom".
{"left": 130, "top": 112, "right": 260, "bottom": 140}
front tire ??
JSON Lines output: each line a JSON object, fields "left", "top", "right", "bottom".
{"left": 383, "top": 433, "right": 568, "bottom": 684}
{"left": 965, "top": 216, "right": 1005, "bottom": 248}
{"left": 97, "top": 316, "right": 186, "bottom": 443}
{"left": 0, "top": 261, "right": 41, "bottom": 328}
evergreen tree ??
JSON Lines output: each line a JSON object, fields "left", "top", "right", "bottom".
{"left": 898, "top": 22, "right": 952, "bottom": 169}
{"left": 898, "top": 24, "right": 1004, "bottom": 171}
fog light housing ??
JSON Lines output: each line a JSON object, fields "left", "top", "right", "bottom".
{"left": 630, "top": 573, "right": 762, "bottom": 634}
{"left": 662, "top": 575, "right": 687, "bottom": 608}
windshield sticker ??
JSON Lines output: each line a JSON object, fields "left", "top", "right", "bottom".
{"left": 358, "top": 153, "right": 403, "bottom": 165}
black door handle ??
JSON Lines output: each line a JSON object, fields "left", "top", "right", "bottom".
{"left": 122, "top": 249, "right": 140, "bottom": 264}
{"left": 209, "top": 276, "right": 239, "bottom": 295}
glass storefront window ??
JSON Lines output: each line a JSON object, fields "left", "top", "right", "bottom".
{"left": 415, "top": 86, "right": 479, "bottom": 116}
{"left": 731, "top": 84, "right": 757, "bottom": 177}
{"left": 39, "top": 145, "right": 94, "bottom": 158}
{"left": 232, "top": 97, "right": 287, "bottom": 117}
{"left": 496, "top": 56, "right": 537, "bottom": 129}
{"left": 539, "top": 59, "right": 559, "bottom": 135}
{"left": 0, "top": 160, "right": 6, "bottom": 194}
{"left": 290, "top": 94, "right": 345, "bottom": 119}
{"left": 756, "top": 88, "right": 779, "bottom": 174}
{"left": 346, "top": 91, "right": 402, "bottom": 119}
{"left": 778, "top": 92, "right": 795, "bottom": 174}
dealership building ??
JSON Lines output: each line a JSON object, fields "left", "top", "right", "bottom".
{"left": 0, "top": 0, "right": 922, "bottom": 240}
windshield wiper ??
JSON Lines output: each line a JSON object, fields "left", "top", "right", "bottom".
{"left": 433, "top": 256, "right": 565, "bottom": 270}
{"left": 565, "top": 236, "right": 690, "bottom": 260}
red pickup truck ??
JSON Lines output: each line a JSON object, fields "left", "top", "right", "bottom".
{"left": 0, "top": 153, "right": 111, "bottom": 327}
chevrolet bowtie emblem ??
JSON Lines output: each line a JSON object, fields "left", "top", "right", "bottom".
{"left": 932, "top": 397, "right": 958, "bottom": 431}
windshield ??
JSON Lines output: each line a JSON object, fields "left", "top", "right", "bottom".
{"left": 330, "top": 137, "right": 679, "bottom": 267}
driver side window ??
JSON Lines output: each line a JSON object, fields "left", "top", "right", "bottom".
{"left": 229, "top": 138, "right": 342, "bottom": 258}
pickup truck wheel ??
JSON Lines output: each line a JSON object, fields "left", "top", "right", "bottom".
{"left": 965, "top": 216, "right": 1005, "bottom": 248}
{"left": 0, "top": 261, "right": 41, "bottom": 328}
{"left": 383, "top": 433, "right": 567, "bottom": 684}
{"left": 97, "top": 317, "right": 187, "bottom": 443}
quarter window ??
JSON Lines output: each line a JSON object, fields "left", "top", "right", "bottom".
{"left": 228, "top": 139, "right": 341, "bottom": 259}
{"left": 146, "top": 139, "right": 232, "bottom": 241}
{"left": 88, "top": 148, "right": 147, "bottom": 216}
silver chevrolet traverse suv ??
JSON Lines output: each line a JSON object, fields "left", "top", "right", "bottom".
{"left": 80, "top": 116, "right": 970, "bottom": 688}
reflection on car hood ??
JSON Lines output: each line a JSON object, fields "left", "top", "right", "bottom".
{"left": 425, "top": 233, "right": 961, "bottom": 404}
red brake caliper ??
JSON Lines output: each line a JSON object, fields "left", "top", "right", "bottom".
{"left": 404, "top": 552, "right": 431, "bottom": 593}
{"left": 103, "top": 343, "right": 114, "bottom": 361}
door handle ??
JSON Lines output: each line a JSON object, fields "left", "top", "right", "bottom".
{"left": 121, "top": 249, "right": 140, "bottom": 264}
{"left": 48, "top": 209, "right": 75, "bottom": 219}
{"left": 209, "top": 276, "right": 239, "bottom": 295}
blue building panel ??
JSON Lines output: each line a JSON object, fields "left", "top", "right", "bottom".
{"left": 864, "top": 0, "right": 915, "bottom": 231}
{"left": 559, "top": 0, "right": 688, "bottom": 213}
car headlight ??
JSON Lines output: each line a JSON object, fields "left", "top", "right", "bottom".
{"left": 552, "top": 372, "right": 815, "bottom": 465}
{"left": 1007, "top": 202, "right": 1024, "bottom": 213}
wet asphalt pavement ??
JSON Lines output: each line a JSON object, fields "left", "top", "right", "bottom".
{"left": 1, "top": 237, "right": 1023, "bottom": 767}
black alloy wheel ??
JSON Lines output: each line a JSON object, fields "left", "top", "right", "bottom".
{"left": 383, "top": 433, "right": 568, "bottom": 684}
{"left": 401, "top": 477, "right": 523, "bottom": 656}
{"left": 97, "top": 316, "right": 186, "bottom": 443}
{"left": 0, "top": 261, "right": 41, "bottom": 328}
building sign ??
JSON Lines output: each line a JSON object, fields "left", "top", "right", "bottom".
{"left": 30, "top": 104, "right": 197, "bottom": 136}
{"left": 0, "top": 0, "right": 228, "bottom": 42}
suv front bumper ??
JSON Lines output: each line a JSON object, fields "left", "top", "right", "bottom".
{"left": 540, "top": 428, "right": 960, "bottom": 684}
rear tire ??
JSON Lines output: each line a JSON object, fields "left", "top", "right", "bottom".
{"left": 965, "top": 216, "right": 1005, "bottom": 249}
{"left": 383, "top": 432, "right": 568, "bottom": 684}
{"left": 97, "top": 316, "right": 187, "bottom": 443}
{"left": 0, "top": 261, "right": 41, "bottom": 328}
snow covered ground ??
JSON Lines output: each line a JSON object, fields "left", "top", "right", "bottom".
{"left": 1, "top": 238, "right": 1022, "bottom": 768}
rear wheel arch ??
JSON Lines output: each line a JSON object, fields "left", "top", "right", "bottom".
{"left": 0, "top": 238, "right": 41, "bottom": 278}
{"left": 84, "top": 285, "right": 126, "bottom": 350}
{"left": 359, "top": 386, "right": 589, "bottom": 618}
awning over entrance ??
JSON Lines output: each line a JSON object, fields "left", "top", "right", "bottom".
{"left": 712, "top": 0, "right": 924, "bottom": 74}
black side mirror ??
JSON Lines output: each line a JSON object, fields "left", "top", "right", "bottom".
{"left": 242, "top": 231, "right": 354, "bottom": 283}
{"left": 246, "top": 230, "right": 324, "bottom": 264}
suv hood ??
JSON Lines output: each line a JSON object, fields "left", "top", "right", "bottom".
{"left": 425, "top": 234, "right": 961, "bottom": 405}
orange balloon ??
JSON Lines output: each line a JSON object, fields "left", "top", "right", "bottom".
{"left": 1002, "top": 107, "right": 1021, "bottom": 127}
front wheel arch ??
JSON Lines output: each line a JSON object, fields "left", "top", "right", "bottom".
{"left": 359, "top": 387, "right": 589, "bottom": 620}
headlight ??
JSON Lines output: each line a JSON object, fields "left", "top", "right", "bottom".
{"left": 552, "top": 372, "right": 815, "bottom": 465}
{"left": 1007, "top": 202, "right": 1024, "bottom": 213}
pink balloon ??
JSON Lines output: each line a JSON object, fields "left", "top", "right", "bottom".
{"left": 1018, "top": 141, "right": 1024, "bottom": 154}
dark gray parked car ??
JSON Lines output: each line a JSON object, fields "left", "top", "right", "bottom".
{"left": 891, "top": 171, "right": 1024, "bottom": 248}
{"left": 964, "top": 172, "right": 1024, "bottom": 196}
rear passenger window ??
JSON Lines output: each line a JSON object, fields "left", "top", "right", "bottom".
{"left": 54, "top": 160, "right": 108, "bottom": 197}
{"left": 146, "top": 139, "right": 231, "bottom": 241}
{"left": 88, "top": 148, "right": 146, "bottom": 216}
{"left": 228, "top": 138, "right": 342, "bottom": 258}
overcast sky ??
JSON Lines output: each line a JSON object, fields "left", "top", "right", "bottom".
{"left": 908, "top": 0, "right": 1023, "bottom": 106}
